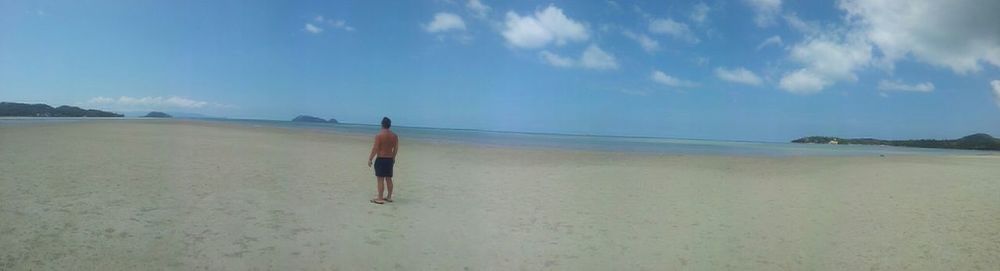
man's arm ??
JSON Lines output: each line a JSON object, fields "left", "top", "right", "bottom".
{"left": 391, "top": 137, "right": 399, "bottom": 157}
{"left": 368, "top": 135, "right": 380, "bottom": 167}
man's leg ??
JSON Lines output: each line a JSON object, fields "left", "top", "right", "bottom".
{"left": 376, "top": 176, "right": 385, "bottom": 201}
{"left": 385, "top": 177, "right": 393, "bottom": 201}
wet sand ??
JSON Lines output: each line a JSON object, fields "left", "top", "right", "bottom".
{"left": 1, "top": 120, "right": 998, "bottom": 270}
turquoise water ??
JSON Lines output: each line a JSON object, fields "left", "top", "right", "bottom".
{"left": 2, "top": 117, "right": 994, "bottom": 157}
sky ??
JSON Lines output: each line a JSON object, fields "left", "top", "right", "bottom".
{"left": 2, "top": 0, "right": 1000, "bottom": 142}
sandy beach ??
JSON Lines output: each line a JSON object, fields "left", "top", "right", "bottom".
{"left": 1, "top": 120, "right": 998, "bottom": 270}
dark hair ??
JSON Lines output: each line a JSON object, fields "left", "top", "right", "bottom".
{"left": 381, "top": 117, "right": 391, "bottom": 128}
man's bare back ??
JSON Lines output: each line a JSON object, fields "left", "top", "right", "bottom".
{"left": 373, "top": 130, "right": 398, "bottom": 158}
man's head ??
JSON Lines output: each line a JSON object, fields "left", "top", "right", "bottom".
{"left": 381, "top": 117, "right": 391, "bottom": 129}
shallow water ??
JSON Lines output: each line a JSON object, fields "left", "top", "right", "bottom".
{"left": 2, "top": 117, "right": 993, "bottom": 157}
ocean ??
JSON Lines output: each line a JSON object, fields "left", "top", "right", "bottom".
{"left": 1, "top": 117, "right": 993, "bottom": 157}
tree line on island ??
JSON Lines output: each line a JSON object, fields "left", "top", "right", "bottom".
{"left": 792, "top": 134, "right": 1000, "bottom": 151}
{"left": 0, "top": 102, "right": 174, "bottom": 118}
{"left": 0, "top": 102, "right": 122, "bottom": 117}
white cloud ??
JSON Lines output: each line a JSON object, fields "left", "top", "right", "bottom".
{"left": 777, "top": 34, "right": 872, "bottom": 93}
{"left": 778, "top": 69, "right": 828, "bottom": 94}
{"left": 539, "top": 51, "right": 575, "bottom": 68}
{"left": 304, "top": 23, "right": 323, "bottom": 34}
{"left": 839, "top": 0, "right": 1000, "bottom": 74}
{"left": 714, "top": 67, "right": 763, "bottom": 86}
{"left": 789, "top": 37, "right": 872, "bottom": 82}
{"left": 424, "top": 12, "right": 467, "bottom": 33}
{"left": 877, "top": 79, "right": 934, "bottom": 92}
{"left": 86, "top": 96, "right": 229, "bottom": 110}
{"left": 782, "top": 13, "right": 819, "bottom": 35}
{"left": 773, "top": 0, "right": 1000, "bottom": 96}
{"left": 743, "top": 0, "right": 781, "bottom": 27}
{"left": 990, "top": 80, "right": 1000, "bottom": 108}
{"left": 580, "top": 44, "right": 618, "bottom": 70}
{"left": 330, "top": 20, "right": 356, "bottom": 32}
{"left": 649, "top": 18, "right": 698, "bottom": 43}
{"left": 466, "top": 0, "right": 491, "bottom": 18}
{"left": 622, "top": 30, "right": 659, "bottom": 53}
{"left": 538, "top": 44, "right": 618, "bottom": 70}
{"left": 502, "top": 5, "right": 589, "bottom": 49}
{"left": 503, "top": 14, "right": 551, "bottom": 48}
{"left": 651, "top": 70, "right": 697, "bottom": 87}
{"left": 690, "top": 3, "right": 710, "bottom": 24}
{"left": 308, "top": 16, "right": 355, "bottom": 33}
{"left": 756, "top": 35, "right": 782, "bottom": 50}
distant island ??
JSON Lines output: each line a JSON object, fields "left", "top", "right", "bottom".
{"left": 292, "top": 115, "right": 338, "bottom": 124}
{"left": 0, "top": 102, "right": 122, "bottom": 117}
{"left": 792, "top": 133, "right": 1000, "bottom": 151}
{"left": 143, "top": 111, "right": 172, "bottom": 118}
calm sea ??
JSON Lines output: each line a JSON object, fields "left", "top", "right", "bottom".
{"left": 2, "top": 117, "right": 994, "bottom": 157}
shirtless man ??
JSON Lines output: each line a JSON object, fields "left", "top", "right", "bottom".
{"left": 367, "top": 117, "right": 398, "bottom": 204}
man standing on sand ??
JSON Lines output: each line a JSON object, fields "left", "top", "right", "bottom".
{"left": 367, "top": 117, "right": 398, "bottom": 204}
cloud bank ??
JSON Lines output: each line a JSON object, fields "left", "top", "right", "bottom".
{"left": 715, "top": 67, "right": 763, "bottom": 86}
{"left": 651, "top": 70, "right": 697, "bottom": 88}
{"left": 539, "top": 44, "right": 618, "bottom": 70}
{"left": 86, "top": 96, "right": 232, "bottom": 110}
{"left": 878, "top": 80, "right": 934, "bottom": 92}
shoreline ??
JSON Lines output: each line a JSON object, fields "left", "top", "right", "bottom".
{"left": 4, "top": 118, "right": 994, "bottom": 157}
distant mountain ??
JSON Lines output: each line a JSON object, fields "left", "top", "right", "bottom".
{"left": 328, "top": 118, "right": 339, "bottom": 124}
{"left": 0, "top": 102, "right": 123, "bottom": 117}
{"left": 143, "top": 111, "right": 172, "bottom": 118}
{"left": 792, "top": 133, "right": 1000, "bottom": 151}
{"left": 292, "top": 115, "right": 334, "bottom": 123}
{"left": 119, "top": 111, "right": 216, "bottom": 119}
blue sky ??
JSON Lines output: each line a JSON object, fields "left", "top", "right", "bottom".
{"left": 2, "top": 0, "right": 999, "bottom": 142}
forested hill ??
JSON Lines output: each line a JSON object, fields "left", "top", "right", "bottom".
{"left": 0, "top": 102, "right": 123, "bottom": 117}
{"left": 792, "top": 133, "right": 1000, "bottom": 151}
